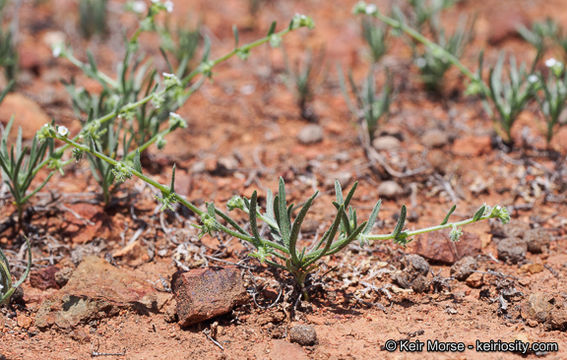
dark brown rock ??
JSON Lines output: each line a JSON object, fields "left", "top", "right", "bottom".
{"left": 450, "top": 256, "right": 478, "bottom": 281}
{"left": 497, "top": 238, "right": 527, "bottom": 264}
{"left": 172, "top": 267, "right": 248, "bottom": 327}
{"left": 410, "top": 230, "right": 481, "bottom": 264}
{"left": 29, "top": 265, "right": 60, "bottom": 290}
{"left": 289, "top": 324, "right": 317, "bottom": 346}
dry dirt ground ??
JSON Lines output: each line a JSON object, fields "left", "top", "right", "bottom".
{"left": 1, "top": 0, "right": 567, "bottom": 359}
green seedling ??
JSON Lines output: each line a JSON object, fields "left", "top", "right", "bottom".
{"left": 0, "top": 24, "right": 17, "bottom": 82}
{"left": 415, "top": 16, "right": 474, "bottom": 92}
{"left": 283, "top": 46, "right": 325, "bottom": 122}
{"left": 0, "top": 118, "right": 55, "bottom": 223}
{"left": 0, "top": 236, "right": 31, "bottom": 306}
{"left": 486, "top": 54, "right": 538, "bottom": 144}
{"left": 338, "top": 66, "right": 391, "bottom": 140}
{"left": 361, "top": 17, "right": 388, "bottom": 63}
{"left": 534, "top": 58, "right": 567, "bottom": 144}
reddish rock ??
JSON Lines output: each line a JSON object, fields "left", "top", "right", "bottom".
{"left": 35, "top": 256, "right": 169, "bottom": 329}
{"left": 172, "top": 267, "right": 248, "bottom": 327}
{"left": 452, "top": 135, "right": 492, "bottom": 157}
{"left": 29, "top": 265, "right": 60, "bottom": 290}
{"left": 0, "top": 93, "right": 50, "bottom": 140}
{"left": 410, "top": 230, "right": 481, "bottom": 264}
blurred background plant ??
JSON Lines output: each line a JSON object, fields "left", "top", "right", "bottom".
{"left": 283, "top": 46, "right": 326, "bottom": 122}
{"left": 78, "top": 0, "right": 108, "bottom": 39}
{"left": 361, "top": 17, "right": 388, "bottom": 64}
{"left": 0, "top": 0, "right": 18, "bottom": 82}
{"left": 159, "top": 20, "right": 202, "bottom": 79}
{"left": 339, "top": 66, "right": 391, "bottom": 141}
{"left": 534, "top": 58, "right": 567, "bottom": 145}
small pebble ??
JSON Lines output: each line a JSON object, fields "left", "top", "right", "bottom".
{"left": 421, "top": 129, "right": 449, "bottom": 148}
{"left": 450, "top": 256, "right": 478, "bottom": 281}
{"left": 297, "top": 125, "right": 323, "bottom": 145}
{"left": 497, "top": 237, "right": 527, "bottom": 264}
{"left": 289, "top": 324, "right": 317, "bottom": 346}
{"left": 377, "top": 181, "right": 404, "bottom": 199}
{"left": 372, "top": 135, "right": 401, "bottom": 151}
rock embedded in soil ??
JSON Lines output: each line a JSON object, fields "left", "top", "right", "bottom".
{"left": 377, "top": 181, "right": 404, "bottom": 199}
{"left": 35, "top": 256, "right": 169, "bottom": 329}
{"left": 410, "top": 230, "right": 481, "bottom": 264}
{"left": 465, "top": 272, "right": 484, "bottom": 288}
{"left": 172, "top": 267, "right": 248, "bottom": 327}
{"left": 392, "top": 255, "right": 431, "bottom": 293}
{"left": 523, "top": 228, "right": 551, "bottom": 254}
{"left": 421, "top": 129, "right": 449, "bottom": 148}
{"left": 289, "top": 324, "right": 317, "bottom": 346}
{"left": 450, "top": 256, "right": 478, "bottom": 281}
{"left": 29, "top": 265, "right": 60, "bottom": 290}
{"left": 372, "top": 135, "right": 401, "bottom": 151}
{"left": 497, "top": 237, "right": 527, "bottom": 264}
{"left": 297, "top": 124, "right": 323, "bottom": 145}
{"left": 521, "top": 292, "right": 567, "bottom": 330}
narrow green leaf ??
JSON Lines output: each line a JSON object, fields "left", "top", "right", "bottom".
{"left": 392, "top": 205, "right": 407, "bottom": 238}
{"left": 169, "top": 163, "right": 176, "bottom": 193}
{"left": 233, "top": 25, "right": 239, "bottom": 48}
{"left": 440, "top": 204, "right": 457, "bottom": 225}
{"left": 277, "top": 178, "right": 291, "bottom": 245}
{"left": 472, "top": 205, "right": 486, "bottom": 222}
{"left": 249, "top": 191, "right": 262, "bottom": 247}
{"left": 268, "top": 21, "right": 277, "bottom": 36}
{"left": 335, "top": 179, "right": 343, "bottom": 204}
{"left": 289, "top": 191, "right": 318, "bottom": 264}
{"left": 133, "top": 149, "right": 142, "bottom": 173}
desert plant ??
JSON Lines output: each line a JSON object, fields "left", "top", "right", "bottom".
{"left": 338, "top": 66, "right": 391, "bottom": 140}
{"left": 0, "top": 118, "right": 55, "bottom": 223}
{"left": 0, "top": 236, "right": 31, "bottom": 306}
{"left": 534, "top": 58, "right": 567, "bottom": 144}
{"left": 0, "top": 27, "right": 16, "bottom": 81}
{"left": 159, "top": 21, "right": 201, "bottom": 79}
{"left": 486, "top": 54, "right": 538, "bottom": 144}
{"left": 283, "top": 46, "right": 325, "bottom": 122}
{"left": 414, "top": 16, "right": 474, "bottom": 92}
{"left": 22, "top": 11, "right": 314, "bottom": 209}
{"left": 353, "top": 2, "right": 545, "bottom": 146}
{"left": 361, "top": 17, "right": 388, "bottom": 63}
{"left": 44, "top": 123, "right": 511, "bottom": 300}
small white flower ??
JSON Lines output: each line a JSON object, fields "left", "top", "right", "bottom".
{"left": 151, "top": 0, "right": 159, "bottom": 3}
{"left": 52, "top": 43, "right": 64, "bottom": 58}
{"left": 545, "top": 58, "right": 558, "bottom": 68}
{"left": 365, "top": 4, "right": 377, "bottom": 15}
{"left": 57, "top": 126, "right": 69, "bottom": 137}
{"left": 164, "top": 0, "right": 173, "bottom": 12}
{"left": 132, "top": 1, "right": 147, "bottom": 13}
{"left": 528, "top": 74, "right": 539, "bottom": 83}
{"left": 162, "top": 72, "right": 175, "bottom": 78}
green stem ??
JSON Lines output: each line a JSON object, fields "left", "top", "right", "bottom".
{"left": 362, "top": 213, "right": 494, "bottom": 242}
